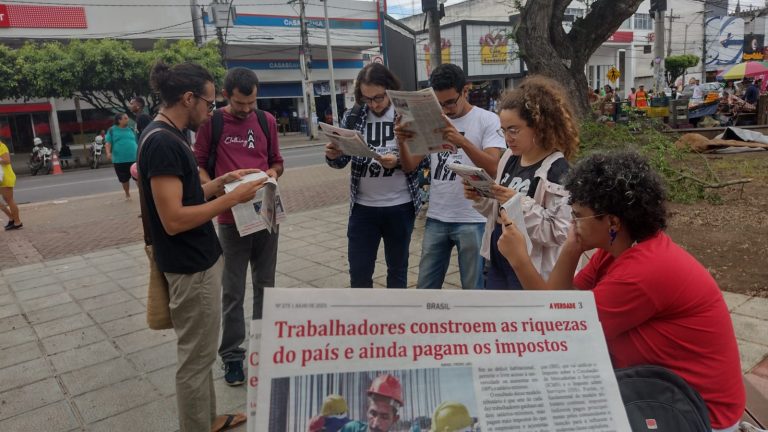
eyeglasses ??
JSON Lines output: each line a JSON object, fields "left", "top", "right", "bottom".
{"left": 360, "top": 93, "right": 387, "bottom": 104}
{"left": 439, "top": 94, "right": 463, "bottom": 108}
{"left": 497, "top": 126, "right": 521, "bottom": 138}
{"left": 194, "top": 94, "right": 216, "bottom": 113}
{"left": 571, "top": 212, "right": 606, "bottom": 224}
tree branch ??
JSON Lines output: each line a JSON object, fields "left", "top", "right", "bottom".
{"left": 568, "top": 0, "right": 644, "bottom": 64}
{"left": 672, "top": 173, "right": 752, "bottom": 189}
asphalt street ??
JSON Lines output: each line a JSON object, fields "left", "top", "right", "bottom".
{"left": 13, "top": 144, "right": 328, "bottom": 204}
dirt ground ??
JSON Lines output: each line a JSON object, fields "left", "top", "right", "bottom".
{"left": 665, "top": 150, "right": 768, "bottom": 297}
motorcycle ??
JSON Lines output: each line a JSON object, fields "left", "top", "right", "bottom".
{"left": 89, "top": 136, "right": 105, "bottom": 169}
{"left": 28, "top": 138, "right": 53, "bottom": 176}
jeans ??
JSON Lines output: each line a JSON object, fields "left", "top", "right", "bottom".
{"left": 217, "top": 223, "right": 279, "bottom": 364}
{"left": 164, "top": 257, "right": 223, "bottom": 432}
{"left": 417, "top": 218, "right": 485, "bottom": 289}
{"left": 347, "top": 202, "right": 415, "bottom": 288}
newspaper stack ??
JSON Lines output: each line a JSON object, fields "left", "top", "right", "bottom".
{"left": 387, "top": 88, "right": 458, "bottom": 155}
{"left": 318, "top": 122, "right": 381, "bottom": 160}
{"left": 224, "top": 172, "right": 286, "bottom": 237}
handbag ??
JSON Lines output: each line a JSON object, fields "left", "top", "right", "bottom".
{"left": 137, "top": 129, "right": 173, "bottom": 330}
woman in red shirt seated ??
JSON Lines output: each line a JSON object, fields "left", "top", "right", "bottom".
{"left": 497, "top": 151, "right": 745, "bottom": 432}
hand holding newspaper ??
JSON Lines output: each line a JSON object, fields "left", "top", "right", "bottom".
{"left": 224, "top": 172, "right": 286, "bottom": 236}
{"left": 447, "top": 163, "right": 496, "bottom": 198}
{"left": 387, "top": 88, "right": 458, "bottom": 155}
{"left": 500, "top": 193, "right": 533, "bottom": 254}
{"left": 318, "top": 122, "right": 381, "bottom": 160}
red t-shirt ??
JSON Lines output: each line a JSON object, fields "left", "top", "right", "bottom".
{"left": 194, "top": 110, "right": 284, "bottom": 224}
{"left": 574, "top": 232, "right": 745, "bottom": 429}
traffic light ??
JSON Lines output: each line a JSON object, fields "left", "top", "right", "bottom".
{"left": 650, "top": 0, "right": 667, "bottom": 14}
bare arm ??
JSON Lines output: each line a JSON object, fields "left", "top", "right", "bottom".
{"left": 151, "top": 175, "right": 265, "bottom": 236}
{"left": 0, "top": 151, "right": 9, "bottom": 165}
{"left": 438, "top": 115, "right": 502, "bottom": 177}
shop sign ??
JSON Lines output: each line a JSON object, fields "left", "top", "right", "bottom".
{"left": 0, "top": 4, "right": 87, "bottom": 28}
{"left": 479, "top": 30, "right": 509, "bottom": 65}
{"left": 423, "top": 38, "right": 452, "bottom": 76}
{"left": 607, "top": 31, "right": 633, "bottom": 43}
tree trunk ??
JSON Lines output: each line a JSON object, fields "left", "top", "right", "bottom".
{"left": 515, "top": 0, "right": 644, "bottom": 119}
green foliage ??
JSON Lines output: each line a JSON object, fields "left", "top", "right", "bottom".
{"left": 664, "top": 54, "right": 700, "bottom": 87}
{"left": 0, "top": 39, "right": 223, "bottom": 114}
{"left": 579, "top": 118, "right": 718, "bottom": 203}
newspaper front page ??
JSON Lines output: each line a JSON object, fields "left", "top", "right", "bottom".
{"left": 252, "top": 289, "right": 631, "bottom": 432}
{"left": 318, "top": 122, "right": 381, "bottom": 160}
{"left": 386, "top": 88, "right": 458, "bottom": 155}
{"left": 224, "top": 172, "right": 286, "bottom": 236}
{"left": 448, "top": 163, "right": 496, "bottom": 198}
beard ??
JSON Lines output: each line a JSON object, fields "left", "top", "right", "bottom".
{"left": 369, "top": 102, "right": 391, "bottom": 118}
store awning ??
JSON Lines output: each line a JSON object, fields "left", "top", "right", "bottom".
{"left": 0, "top": 102, "right": 52, "bottom": 114}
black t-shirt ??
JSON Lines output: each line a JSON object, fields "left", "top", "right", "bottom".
{"left": 138, "top": 121, "right": 221, "bottom": 274}
{"left": 499, "top": 154, "right": 569, "bottom": 197}
{"left": 136, "top": 113, "right": 152, "bottom": 135}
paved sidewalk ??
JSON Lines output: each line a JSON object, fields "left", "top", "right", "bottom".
{"left": 0, "top": 203, "right": 767, "bottom": 431}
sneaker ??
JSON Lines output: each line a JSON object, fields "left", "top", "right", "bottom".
{"left": 4, "top": 223, "right": 22, "bottom": 231}
{"left": 223, "top": 361, "right": 245, "bottom": 386}
{"left": 4, "top": 220, "right": 13, "bottom": 229}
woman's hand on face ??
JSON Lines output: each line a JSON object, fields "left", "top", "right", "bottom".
{"left": 491, "top": 184, "right": 516, "bottom": 204}
{"left": 463, "top": 180, "right": 482, "bottom": 202}
{"left": 497, "top": 209, "right": 531, "bottom": 268}
{"left": 563, "top": 223, "right": 587, "bottom": 256}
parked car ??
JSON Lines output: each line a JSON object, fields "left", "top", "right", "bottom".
{"left": 680, "top": 82, "right": 722, "bottom": 100}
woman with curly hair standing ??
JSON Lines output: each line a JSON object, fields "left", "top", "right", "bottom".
{"left": 497, "top": 151, "right": 745, "bottom": 431}
{"left": 465, "top": 75, "right": 579, "bottom": 289}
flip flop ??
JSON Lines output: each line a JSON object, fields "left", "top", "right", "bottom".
{"left": 211, "top": 413, "right": 247, "bottom": 432}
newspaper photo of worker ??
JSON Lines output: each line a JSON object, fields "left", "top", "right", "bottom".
{"left": 268, "top": 367, "right": 479, "bottom": 432}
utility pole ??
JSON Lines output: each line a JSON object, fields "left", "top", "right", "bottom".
{"left": 423, "top": 0, "right": 443, "bottom": 72}
{"left": 653, "top": 9, "right": 666, "bottom": 92}
{"left": 190, "top": 0, "right": 204, "bottom": 46}
{"left": 322, "top": 0, "right": 339, "bottom": 127}
{"left": 666, "top": 10, "right": 680, "bottom": 57}
{"left": 701, "top": 5, "right": 707, "bottom": 82}
{"left": 298, "top": 0, "right": 317, "bottom": 139}
{"left": 210, "top": 0, "right": 233, "bottom": 69}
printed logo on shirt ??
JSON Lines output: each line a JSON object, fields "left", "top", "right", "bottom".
{"left": 501, "top": 173, "right": 531, "bottom": 195}
{"left": 432, "top": 132, "right": 466, "bottom": 181}
{"left": 246, "top": 129, "right": 256, "bottom": 149}
{"left": 359, "top": 121, "right": 396, "bottom": 178}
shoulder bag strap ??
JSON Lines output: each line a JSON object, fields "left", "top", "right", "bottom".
{"left": 255, "top": 109, "right": 273, "bottom": 165}
{"left": 207, "top": 109, "right": 224, "bottom": 178}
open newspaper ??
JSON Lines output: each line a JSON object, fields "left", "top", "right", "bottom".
{"left": 387, "top": 88, "right": 458, "bottom": 155}
{"left": 250, "top": 289, "right": 632, "bottom": 432}
{"left": 318, "top": 122, "right": 381, "bottom": 160}
{"left": 448, "top": 162, "right": 496, "bottom": 198}
{"left": 224, "top": 172, "right": 286, "bottom": 237}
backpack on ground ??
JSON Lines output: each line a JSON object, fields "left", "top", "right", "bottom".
{"left": 615, "top": 365, "right": 711, "bottom": 432}
{"left": 206, "top": 108, "right": 272, "bottom": 178}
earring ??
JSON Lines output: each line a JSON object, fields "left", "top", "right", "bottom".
{"left": 609, "top": 227, "right": 617, "bottom": 245}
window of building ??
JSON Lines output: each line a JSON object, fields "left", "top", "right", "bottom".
{"left": 634, "top": 13, "right": 653, "bottom": 30}
{"left": 620, "top": 18, "right": 631, "bottom": 29}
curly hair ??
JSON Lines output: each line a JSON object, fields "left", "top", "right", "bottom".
{"left": 497, "top": 75, "right": 579, "bottom": 160}
{"left": 564, "top": 151, "right": 667, "bottom": 242}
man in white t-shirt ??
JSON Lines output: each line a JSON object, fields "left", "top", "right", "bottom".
{"left": 326, "top": 63, "right": 427, "bottom": 288}
{"left": 398, "top": 64, "right": 506, "bottom": 289}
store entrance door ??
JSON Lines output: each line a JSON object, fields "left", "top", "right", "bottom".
{"left": 10, "top": 114, "right": 35, "bottom": 153}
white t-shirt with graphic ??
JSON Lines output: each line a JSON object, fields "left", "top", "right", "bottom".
{"left": 427, "top": 106, "right": 506, "bottom": 223}
{"left": 356, "top": 105, "right": 411, "bottom": 207}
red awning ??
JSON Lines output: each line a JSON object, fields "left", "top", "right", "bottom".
{"left": 0, "top": 103, "right": 53, "bottom": 114}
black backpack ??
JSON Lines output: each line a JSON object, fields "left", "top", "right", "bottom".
{"left": 206, "top": 108, "right": 271, "bottom": 178}
{"left": 616, "top": 365, "right": 711, "bottom": 432}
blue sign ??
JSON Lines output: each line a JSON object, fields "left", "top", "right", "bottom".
{"left": 235, "top": 14, "right": 378, "bottom": 31}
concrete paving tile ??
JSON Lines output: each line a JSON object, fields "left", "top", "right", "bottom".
{"left": 0, "top": 400, "right": 79, "bottom": 432}
{"left": 94, "top": 259, "right": 132, "bottom": 273}
{"left": 55, "top": 266, "right": 100, "bottom": 283}
{"left": 0, "top": 377, "right": 66, "bottom": 421}
{"left": 304, "top": 231, "right": 339, "bottom": 244}
{"left": 44, "top": 255, "right": 86, "bottom": 268}
{"left": 304, "top": 249, "right": 347, "bottom": 266}
{"left": 60, "top": 357, "right": 141, "bottom": 396}
{"left": 732, "top": 314, "right": 768, "bottom": 346}
{"left": 277, "top": 238, "right": 312, "bottom": 252}
{"left": 107, "top": 266, "right": 143, "bottom": 281}
{"left": 14, "top": 282, "right": 65, "bottom": 302}
{"left": 68, "top": 280, "right": 121, "bottom": 300}
{"left": 79, "top": 291, "right": 133, "bottom": 311}
{"left": 73, "top": 377, "right": 161, "bottom": 424}
{"left": 21, "top": 292, "right": 73, "bottom": 313}
{"left": 274, "top": 273, "right": 309, "bottom": 288}
{"left": 733, "top": 296, "right": 768, "bottom": 319}
{"left": 41, "top": 325, "right": 107, "bottom": 355}
{"left": 744, "top": 373, "right": 768, "bottom": 406}
{"left": 740, "top": 339, "right": 768, "bottom": 373}
{"left": 751, "top": 356, "right": 768, "bottom": 379}
{"left": 49, "top": 340, "right": 120, "bottom": 374}
{"left": 0, "top": 341, "right": 43, "bottom": 369}
{"left": 277, "top": 257, "right": 317, "bottom": 273}
{"left": 214, "top": 378, "right": 248, "bottom": 414}
{"left": 0, "top": 325, "right": 37, "bottom": 349}
{"left": 83, "top": 249, "right": 125, "bottom": 260}
{"left": 114, "top": 327, "right": 176, "bottom": 354}
{"left": 0, "top": 303, "right": 21, "bottom": 319}
{"left": 88, "top": 299, "right": 145, "bottom": 323}
{"left": 0, "top": 313, "right": 27, "bottom": 334}
{"left": 124, "top": 284, "right": 149, "bottom": 300}
{"left": 100, "top": 313, "right": 148, "bottom": 338}
{"left": 127, "top": 341, "right": 177, "bottom": 373}
{"left": 47, "top": 260, "right": 89, "bottom": 275}
{"left": 0, "top": 285, "right": 8, "bottom": 296}
{"left": 309, "top": 273, "right": 350, "bottom": 289}
{"left": 33, "top": 313, "right": 94, "bottom": 339}
{"left": 114, "top": 274, "right": 146, "bottom": 290}
{"left": 0, "top": 357, "right": 50, "bottom": 392}
{"left": 292, "top": 264, "right": 340, "bottom": 283}
{"left": 145, "top": 365, "right": 176, "bottom": 396}
{"left": 0, "top": 262, "right": 44, "bottom": 276}
{"left": 62, "top": 273, "right": 111, "bottom": 291}
{"left": 0, "top": 293, "right": 12, "bottom": 307}
{"left": 9, "top": 274, "right": 57, "bottom": 291}
{"left": 25, "top": 302, "right": 81, "bottom": 324}
{"left": 88, "top": 396, "right": 178, "bottom": 432}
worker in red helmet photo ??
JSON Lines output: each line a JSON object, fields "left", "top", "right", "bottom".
{"left": 340, "top": 374, "right": 403, "bottom": 432}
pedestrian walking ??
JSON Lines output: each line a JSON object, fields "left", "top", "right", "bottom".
{"left": 325, "top": 63, "right": 426, "bottom": 288}
{"left": 194, "top": 67, "right": 284, "bottom": 385}
{"left": 396, "top": 63, "right": 506, "bottom": 289}
{"left": 465, "top": 76, "right": 577, "bottom": 289}
{"left": 139, "top": 60, "right": 265, "bottom": 432}
{"left": 0, "top": 140, "right": 22, "bottom": 230}
{"left": 130, "top": 96, "right": 153, "bottom": 135}
{"left": 105, "top": 112, "right": 138, "bottom": 200}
